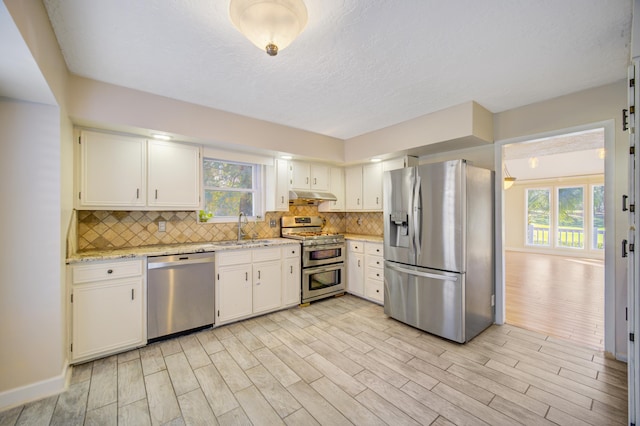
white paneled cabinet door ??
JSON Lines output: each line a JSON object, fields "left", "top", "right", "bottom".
{"left": 72, "top": 277, "right": 143, "bottom": 362}
{"left": 290, "top": 161, "right": 311, "bottom": 190}
{"left": 275, "top": 159, "right": 290, "bottom": 210}
{"left": 79, "top": 130, "right": 146, "bottom": 208}
{"left": 217, "top": 264, "right": 253, "bottom": 324}
{"left": 282, "top": 246, "right": 301, "bottom": 306}
{"left": 345, "top": 166, "right": 363, "bottom": 210}
{"left": 362, "top": 162, "right": 383, "bottom": 210}
{"left": 318, "top": 167, "right": 345, "bottom": 212}
{"left": 310, "top": 164, "right": 330, "bottom": 191}
{"left": 347, "top": 241, "right": 364, "bottom": 296}
{"left": 253, "top": 260, "right": 282, "bottom": 314}
{"left": 147, "top": 140, "right": 200, "bottom": 209}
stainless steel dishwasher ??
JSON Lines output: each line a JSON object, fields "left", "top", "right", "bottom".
{"left": 147, "top": 252, "right": 215, "bottom": 341}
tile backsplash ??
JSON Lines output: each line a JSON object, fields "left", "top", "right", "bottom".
{"left": 76, "top": 207, "right": 383, "bottom": 251}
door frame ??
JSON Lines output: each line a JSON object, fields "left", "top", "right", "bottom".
{"left": 493, "top": 119, "right": 616, "bottom": 356}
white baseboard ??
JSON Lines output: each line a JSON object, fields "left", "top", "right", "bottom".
{"left": 0, "top": 362, "right": 69, "bottom": 412}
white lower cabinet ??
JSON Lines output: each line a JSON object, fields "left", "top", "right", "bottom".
{"left": 215, "top": 245, "right": 299, "bottom": 325}
{"left": 364, "top": 242, "right": 384, "bottom": 304}
{"left": 69, "top": 259, "right": 145, "bottom": 363}
{"left": 282, "top": 245, "right": 301, "bottom": 306}
{"left": 347, "top": 240, "right": 384, "bottom": 304}
{"left": 347, "top": 240, "right": 364, "bottom": 296}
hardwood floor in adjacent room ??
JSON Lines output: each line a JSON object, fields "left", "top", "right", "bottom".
{"left": 0, "top": 294, "right": 625, "bottom": 425}
{"left": 505, "top": 250, "right": 605, "bottom": 350}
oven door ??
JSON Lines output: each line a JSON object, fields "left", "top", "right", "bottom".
{"left": 302, "top": 243, "right": 345, "bottom": 267}
{"left": 302, "top": 263, "right": 345, "bottom": 303}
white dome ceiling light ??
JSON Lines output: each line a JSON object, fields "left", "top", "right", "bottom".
{"left": 229, "top": 0, "right": 308, "bottom": 56}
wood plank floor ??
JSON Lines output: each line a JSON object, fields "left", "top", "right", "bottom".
{"left": 505, "top": 251, "right": 605, "bottom": 350}
{"left": 0, "top": 295, "right": 626, "bottom": 425}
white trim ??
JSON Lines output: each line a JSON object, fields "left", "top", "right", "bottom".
{"left": 0, "top": 363, "right": 69, "bottom": 412}
{"left": 495, "top": 120, "right": 615, "bottom": 357}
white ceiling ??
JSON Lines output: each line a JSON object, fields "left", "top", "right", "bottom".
{"left": 22, "top": 1, "right": 636, "bottom": 140}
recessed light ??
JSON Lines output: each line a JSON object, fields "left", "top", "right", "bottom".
{"left": 281, "top": 155, "right": 293, "bottom": 160}
{"left": 152, "top": 134, "right": 172, "bottom": 141}
{"left": 370, "top": 158, "right": 382, "bottom": 162}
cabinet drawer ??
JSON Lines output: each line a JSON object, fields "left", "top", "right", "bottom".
{"left": 72, "top": 259, "right": 143, "bottom": 284}
{"left": 252, "top": 247, "right": 281, "bottom": 262}
{"left": 366, "top": 280, "right": 384, "bottom": 303}
{"left": 347, "top": 240, "right": 364, "bottom": 253}
{"left": 282, "top": 245, "right": 301, "bottom": 258}
{"left": 365, "top": 242, "right": 383, "bottom": 256}
{"left": 217, "top": 249, "right": 252, "bottom": 266}
{"left": 366, "top": 266, "right": 384, "bottom": 281}
{"left": 366, "top": 254, "right": 383, "bottom": 269}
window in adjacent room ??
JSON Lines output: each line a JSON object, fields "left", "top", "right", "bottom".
{"left": 202, "top": 158, "right": 262, "bottom": 221}
{"left": 556, "top": 186, "right": 584, "bottom": 249}
{"left": 526, "top": 188, "right": 551, "bottom": 246}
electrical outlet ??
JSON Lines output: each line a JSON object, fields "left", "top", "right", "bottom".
{"left": 270, "top": 219, "right": 277, "bottom": 228}
{"left": 158, "top": 221, "right": 166, "bottom": 232}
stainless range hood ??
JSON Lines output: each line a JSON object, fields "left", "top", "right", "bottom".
{"left": 288, "top": 190, "right": 337, "bottom": 205}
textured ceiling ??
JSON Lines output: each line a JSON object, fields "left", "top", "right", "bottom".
{"left": 42, "top": 0, "right": 632, "bottom": 140}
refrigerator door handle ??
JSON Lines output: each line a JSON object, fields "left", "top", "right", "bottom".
{"left": 386, "top": 262, "right": 458, "bottom": 282}
{"left": 412, "top": 177, "right": 422, "bottom": 257}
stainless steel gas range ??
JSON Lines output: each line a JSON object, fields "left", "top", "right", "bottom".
{"left": 281, "top": 216, "right": 345, "bottom": 303}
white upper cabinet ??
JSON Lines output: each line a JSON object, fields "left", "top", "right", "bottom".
{"left": 345, "top": 163, "right": 383, "bottom": 211}
{"left": 318, "top": 167, "right": 345, "bottom": 212}
{"left": 362, "top": 163, "right": 383, "bottom": 210}
{"left": 147, "top": 140, "right": 200, "bottom": 209}
{"left": 290, "top": 161, "right": 330, "bottom": 191}
{"left": 265, "top": 159, "right": 289, "bottom": 211}
{"left": 78, "top": 130, "right": 200, "bottom": 210}
{"left": 79, "top": 130, "right": 146, "bottom": 208}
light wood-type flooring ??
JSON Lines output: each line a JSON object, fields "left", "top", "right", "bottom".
{"left": 0, "top": 294, "right": 626, "bottom": 425}
{"left": 505, "top": 251, "right": 605, "bottom": 350}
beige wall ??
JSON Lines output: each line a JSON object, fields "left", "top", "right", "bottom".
{"left": 68, "top": 75, "right": 345, "bottom": 164}
{"left": 3, "top": 0, "right": 72, "bottom": 409}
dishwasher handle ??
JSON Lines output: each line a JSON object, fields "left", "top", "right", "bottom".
{"left": 148, "top": 256, "right": 215, "bottom": 270}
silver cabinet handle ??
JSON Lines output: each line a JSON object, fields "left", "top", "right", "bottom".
{"left": 281, "top": 196, "right": 284, "bottom": 203}
{"left": 136, "top": 188, "right": 139, "bottom": 199}
{"left": 357, "top": 198, "right": 360, "bottom": 205}
{"left": 357, "top": 260, "right": 361, "bottom": 267}
{"left": 155, "top": 189, "right": 158, "bottom": 199}
{"left": 376, "top": 196, "right": 379, "bottom": 205}
{"left": 131, "top": 289, "right": 135, "bottom": 300}
{"left": 306, "top": 177, "right": 309, "bottom": 184}
{"left": 245, "top": 272, "right": 248, "bottom": 281}
{"left": 258, "top": 270, "right": 261, "bottom": 279}
{"left": 290, "top": 265, "right": 293, "bottom": 273}
{"left": 313, "top": 178, "right": 317, "bottom": 185}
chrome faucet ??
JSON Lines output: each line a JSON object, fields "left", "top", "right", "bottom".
{"left": 238, "top": 212, "right": 248, "bottom": 241}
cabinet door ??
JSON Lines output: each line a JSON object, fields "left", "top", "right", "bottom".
{"left": 283, "top": 257, "right": 301, "bottom": 306}
{"left": 310, "top": 164, "right": 330, "bottom": 191}
{"left": 275, "top": 159, "right": 289, "bottom": 210}
{"left": 347, "top": 251, "right": 364, "bottom": 296}
{"left": 253, "top": 260, "right": 282, "bottom": 314}
{"left": 79, "top": 130, "right": 146, "bottom": 208}
{"left": 345, "top": 166, "right": 363, "bottom": 210}
{"left": 318, "top": 167, "right": 344, "bottom": 212}
{"left": 147, "top": 140, "right": 200, "bottom": 209}
{"left": 363, "top": 163, "right": 383, "bottom": 210}
{"left": 290, "top": 161, "right": 311, "bottom": 190}
{"left": 217, "top": 264, "right": 252, "bottom": 323}
{"left": 72, "top": 277, "right": 144, "bottom": 362}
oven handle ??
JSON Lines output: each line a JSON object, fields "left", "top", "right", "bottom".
{"left": 304, "top": 264, "right": 344, "bottom": 274}
{"left": 302, "top": 244, "right": 344, "bottom": 252}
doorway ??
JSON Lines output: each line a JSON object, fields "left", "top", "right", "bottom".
{"left": 501, "top": 128, "right": 606, "bottom": 349}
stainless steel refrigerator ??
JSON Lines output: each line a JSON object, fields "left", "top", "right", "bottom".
{"left": 383, "top": 159, "right": 494, "bottom": 343}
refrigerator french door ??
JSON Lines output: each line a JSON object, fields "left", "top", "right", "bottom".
{"left": 383, "top": 159, "right": 494, "bottom": 343}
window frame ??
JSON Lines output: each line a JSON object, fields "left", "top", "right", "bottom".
{"left": 201, "top": 158, "right": 264, "bottom": 223}
{"left": 525, "top": 187, "right": 552, "bottom": 247}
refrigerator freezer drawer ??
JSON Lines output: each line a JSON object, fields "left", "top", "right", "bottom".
{"left": 384, "top": 261, "right": 464, "bottom": 343}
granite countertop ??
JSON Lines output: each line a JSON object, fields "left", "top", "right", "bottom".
{"left": 343, "top": 234, "right": 383, "bottom": 243}
{"left": 66, "top": 238, "right": 300, "bottom": 264}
